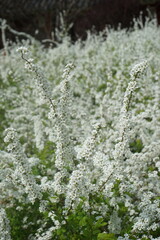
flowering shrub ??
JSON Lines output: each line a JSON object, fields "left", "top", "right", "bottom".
{"left": 0, "top": 18, "right": 160, "bottom": 240}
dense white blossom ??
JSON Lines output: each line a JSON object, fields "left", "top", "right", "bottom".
{"left": 4, "top": 128, "right": 42, "bottom": 204}
{"left": 130, "top": 60, "right": 148, "bottom": 79}
{"left": 16, "top": 46, "right": 28, "bottom": 54}
{"left": 0, "top": 18, "right": 160, "bottom": 240}
{"left": 0, "top": 208, "right": 12, "bottom": 240}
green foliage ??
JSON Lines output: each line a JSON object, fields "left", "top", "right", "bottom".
{"left": 36, "top": 141, "right": 55, "bottom": 169}
{"left": 6, "top": 201, "right": 42, "bottom": 240}
{"left": 52, "top": 205, "right": 108, "bottom": 240}
{"left": 97, "top": 233, "right": 116, "bottom": 240}
{"left": 129, "top": 138, "right": 143, "bottom": 153}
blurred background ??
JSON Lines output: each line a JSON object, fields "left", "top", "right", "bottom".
{"left": 0, "top": 0, "right": 160, "bottom": 46}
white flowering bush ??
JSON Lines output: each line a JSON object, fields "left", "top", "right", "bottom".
{"left": 0, "top": 18, "right": 160, "bottom": 240}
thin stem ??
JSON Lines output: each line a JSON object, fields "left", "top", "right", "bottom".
{"left": 21, "top": 52, "right": 57, "bottom": 116}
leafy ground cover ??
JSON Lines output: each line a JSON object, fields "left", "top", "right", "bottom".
{"left": 0, "top": 18, "right": 160, "bottom": 240}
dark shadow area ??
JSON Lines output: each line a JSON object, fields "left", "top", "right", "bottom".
{"left": 0, "top": 0, "right": 160, "bottom": 47}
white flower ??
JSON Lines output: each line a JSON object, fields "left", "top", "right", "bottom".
{"left": 130, "top": 60, "right": 148, "bottom": 79}
{"left": 16, "top": 46, "right": 28, "bottom": 54}
{"left": 4, "top": 128, "right": 17, "bottom": 143}
{"left": 0, "top": 209, "right": 12, "bottom": 240}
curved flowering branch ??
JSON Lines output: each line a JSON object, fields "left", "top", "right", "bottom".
{"left": 16, "top": 46, "right": 56, "bottom": 114}
{"left": 0, "top": 208, "right": 12, "bottom": 240}
{"left": 4, "top": 128, "right": 42, "bottom": 204}
{"left": 113, "top": 60, "right": 148, "bottom": 161}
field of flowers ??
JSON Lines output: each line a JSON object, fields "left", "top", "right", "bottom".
{"left": 0, "top": 18, "right": 160, "bottom": 240}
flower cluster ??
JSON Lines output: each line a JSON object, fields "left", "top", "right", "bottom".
{"left": 16, "top": 46, "right": 28, "bottom": 55}
{"left": 130, "top": 60, "right": 148, "bottom": 80}
{"left": 4, "top": 128, "right": 42, "bottom": 204}
{"left": 0, "top": 208, "right": 12, "bottom": 240}
{"left": 0, "top": 17, "right": 160, "bottom": 240}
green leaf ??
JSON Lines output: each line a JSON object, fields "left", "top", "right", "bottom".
{"left": 94, "top": 218, "right": 107, "bottom": 228}
{"left": 97, "top": 233, "right": 116, "bottom": 240}
{"left": 79, "top": 216, "right": 88, "bottom": 226}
